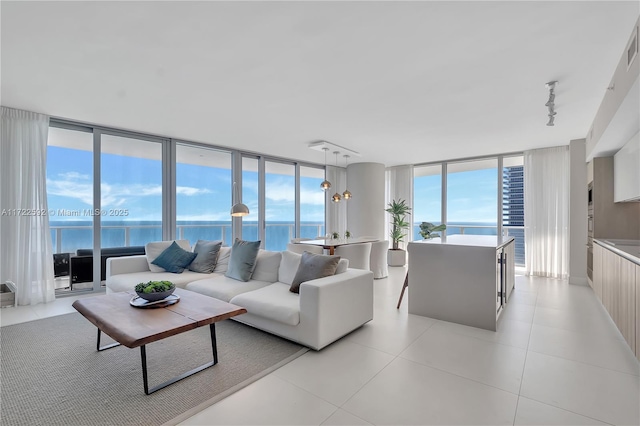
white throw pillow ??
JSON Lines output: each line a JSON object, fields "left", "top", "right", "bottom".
{"left": 213, "top": 246, "right": 232, "bottom": 274}
{"left": 278, "top": 250, "right": 302, "bottom": 285}
{"left": 336, "top": 258, "right": 349, "bottom": 274}
{"left": 145, "top": 240, "right": 191, "bottom": 272}
{"left": 252, "top": 250, "right": 282, "bottom": 283}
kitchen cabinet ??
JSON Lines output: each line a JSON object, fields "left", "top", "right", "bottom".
{"left": 594, "top": 239, "right": 638, "bottom": 358}
{"left": 593, "top": 243, "right": 603, "bottom": 301}
{"left": 407, "top": 235, "right": 515, "bottom": 331}
{"left": 636, "top": 264, "right": 640, "bottom": 362}
{"left": 613, "top": 132, "right": 640, "bottom": 202}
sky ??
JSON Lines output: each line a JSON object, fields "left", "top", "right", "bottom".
{"left": 48, "top": 146, "right": 499, "bottom": 227}
{"left": 413, "top": 168, "right": 498, "bottom": 225}
{"left": 46, "top": 146, "right": 325, "bottom": 223}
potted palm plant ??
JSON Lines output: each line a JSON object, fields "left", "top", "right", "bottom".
{"left": 385, "top": 199, "right": 411, "bottom": 266}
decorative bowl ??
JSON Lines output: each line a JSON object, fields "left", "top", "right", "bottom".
{"left": 134, "top": 281, "right": 176, "bottom": 302}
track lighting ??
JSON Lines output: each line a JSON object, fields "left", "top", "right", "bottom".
{"left": 545, "top": 81, "right": 558, "bottom": 126}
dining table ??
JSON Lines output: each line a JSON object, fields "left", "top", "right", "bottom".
{"left": 296, "top": 236, "right": 379, "bottom": 255}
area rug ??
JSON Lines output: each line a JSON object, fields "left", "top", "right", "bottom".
{"left": 0, "top": 312, "right": 307, "bottom": 426}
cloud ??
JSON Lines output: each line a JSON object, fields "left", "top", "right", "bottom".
{"left": 47, "top": 178, "right": 93, "bottom": 206}
{"left": 48, "top": 173, "right": 208, "bottom": 209}
{"left": 177, "top": 186, "right": 212, "bottom": 196}
{"left": 60, "top": 171, "right": 90, "bottom": 180}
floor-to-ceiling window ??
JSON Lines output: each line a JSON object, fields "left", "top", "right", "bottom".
{"left": 413, "top": 164, "right": 442, "bottom": 240}
{"left": 47, "top": 125, "right": 94, "bottom": 291}
{"left": 241, "top": 156, "right": 260, "bottom": 242}
{"left": 300, "top": 165, "right": 325, "bottom": 239}
{"left": 176, "top": 144, "right": 232, "bottom": 246}
{"left": 503, "top": 155, "right": 525, "bottom": 266}
{"left": 447, "top": 158, "right": 498, "bottom": 236}
{"left": 413, "top": 154, "right": 525, "bottom": 267}
{"left": 265, "top": 161, "right": 295, "bottom": 251}
{"left": 46, "top": 119, "right": 326, "bottom": 294}
{"left": 100, "top": 133, "right": 164, "bottom": 248}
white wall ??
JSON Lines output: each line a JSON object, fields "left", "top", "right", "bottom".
{"left": 346, "top": 163, "right": 385, "bottom": 239}
{"left": 586, "top": 17, "right": 640, "bottom": 159}
{"left": 569, "top": 139, "right": 588, "bottom": 285}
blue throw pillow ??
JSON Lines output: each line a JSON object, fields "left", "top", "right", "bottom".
{"left": 151, "top": 241, "right": 197, "bottom": 273}
{"left": 188, "top": 240, "right": 222, "bottom": 273}
{"left": 225, "top": 239, "right": 261, "bottom": 282}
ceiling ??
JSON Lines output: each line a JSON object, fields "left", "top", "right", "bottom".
{"left": 2, "top": 1, "right": 638, "bottom": 167}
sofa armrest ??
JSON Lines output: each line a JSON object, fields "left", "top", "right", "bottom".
{"left": 299, "top": 268, "right": 373, "bottom": 347}
{"left": 106, "top": 255, "right": 150, "bottom": 278}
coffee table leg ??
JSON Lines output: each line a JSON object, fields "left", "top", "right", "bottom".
{"left": 141, "top": 323, "right": 218, "bottom": 395}
{"left": 96, "top": 329, "right": 120, "bottom": 351}
{"left": 210, "top": 322, "right": 218, "bottom": 364}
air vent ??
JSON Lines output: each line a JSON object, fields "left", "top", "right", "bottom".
{"left": 627, "top": 26, "right": 638, "bottom": 69}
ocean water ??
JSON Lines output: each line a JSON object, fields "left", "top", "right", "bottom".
{"left": 50, "top": 221, "right": 325, "bottom": 253}
{"left": 51, "top": 220, "right": 524, "bottom": 265}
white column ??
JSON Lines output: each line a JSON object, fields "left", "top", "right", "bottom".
{"left": 346, "top": 162, "right": 385, "bottom": 239}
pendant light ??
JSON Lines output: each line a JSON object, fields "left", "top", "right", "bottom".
{"left": 331, "top": 151, "right": 341, "bottom": 203}
{"left": 320, "top": 147, "right": 331, "bottom": 191}
{"left": 230, "top": 181, "right": 249, "bottom": 216}
{"left": 342, "top": 154, "right": 352, "bottom": 200}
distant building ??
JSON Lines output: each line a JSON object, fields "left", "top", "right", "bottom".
{"left": 503, "top": 166, "right": 525, "bottom": 265}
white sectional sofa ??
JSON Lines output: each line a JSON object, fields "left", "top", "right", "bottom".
{"left": 106, "top": 246, "right": 374, "bottom": 350}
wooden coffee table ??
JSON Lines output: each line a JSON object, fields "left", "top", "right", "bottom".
{"left": 72, "top": 288, "right": 247, "bottom": 395}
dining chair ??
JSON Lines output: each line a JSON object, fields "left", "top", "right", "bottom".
{"left": 369, "top": 240, "right": 389, "bottom": 279}
{"left": 286, "top": 243, "right": 324, "bottom": 255}
{"left": 334, "top": 242, "right": 372, "bottom": 270}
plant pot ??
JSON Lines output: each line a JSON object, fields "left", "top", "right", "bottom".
{"left": 387, "top": 249, "right": 406, "bottom": 267}
{"left": 136, "top": 286, "right": 176, "bottom": 302}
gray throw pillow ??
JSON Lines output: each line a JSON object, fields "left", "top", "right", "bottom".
{"left": 188, "top": 240, "right": 222, "bottom": 273}
{"left": 151, "top": 241, "right": 197, "bottom": 273}
{"left": 290, "top": 251, "right": 341, "bottom": 294}
{"left": 225, "top": 239, "right": 261, "bottom": 282}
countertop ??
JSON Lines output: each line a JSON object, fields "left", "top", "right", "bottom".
{"left": 594, "top": 238, "right": 640, "bottom": 265}
{"left": 409, "top": 234, "right": 515, "bottom": 249}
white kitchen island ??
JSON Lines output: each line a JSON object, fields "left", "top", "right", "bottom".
{"left": 407, "top": 235, "right": 515, "bottom": 331}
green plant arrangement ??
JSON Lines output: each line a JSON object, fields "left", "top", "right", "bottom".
{"left": 135, "top": 280, "right": 174, "bottom": 294}
{"left": 331, "top": 231, "right": 340, "bottom": 239}
{"left": 344, "top": 230, "right": 352, "bottom": 239}
{"left": 419, "top": 222, "right": 447, "bottom": 239}
{"left": 134, "top": 280, "right": 176, "bottom": 302}
{"left": 385, "top": 199, "right": 411, "bottom": 250}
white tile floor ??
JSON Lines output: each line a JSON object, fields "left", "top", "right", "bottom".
{"left": 2, "top": 267, "right": 639, "bottom": 425}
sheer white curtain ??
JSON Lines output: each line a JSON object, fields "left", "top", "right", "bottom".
{"left": 524, "top": 146, "right": 570, "bottom": 279}
{"left": 385, "top": 165, "right": 414, "bottom": 247}
{"left": 325, "top": 165, "right": 347, "bottom": 237}
{"left": 1, "top": 107, "right": 56, "bottom": 305}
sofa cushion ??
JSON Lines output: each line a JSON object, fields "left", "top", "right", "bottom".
{"left": 225, "top": 239, "right": 261, "bottom": 282}
{"left": 279, "top": 250, "right": 349, "bottom": 286}
{"left": 145, "top": 240, "right": 191, "bottom": 272}
{"left": 213, "top": 247, "right": 231, "bottom": 273}
{"left": 188, "top": 240, "right": 222, "bottom": 273}
{"left": 279, "top": 250, "right": 302, "bottom": 285}
{"left": 151, "top": 241, "right": 197, "bottom": 273}
{"left": 290, "top": 252, "right": 341, "bottom": 294}
{"left": 230, "top": 283, "right": 300, "bottom": 326}
{"left": 251, "top": 250, "right": 282, "bottom": 283}
{"left": 107, "top": 270, "right": 206, "bottom": 293}
{"left": 185, "top": 275, "right": 271, "bottom": 303}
